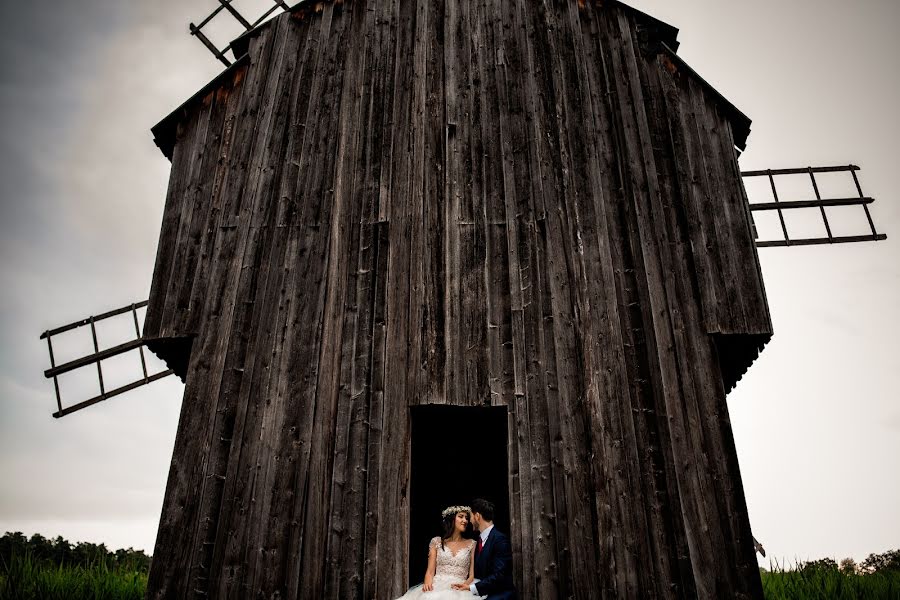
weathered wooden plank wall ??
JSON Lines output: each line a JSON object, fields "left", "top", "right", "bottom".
{"left": 142, "top": 1, "right": 772, "bottom": 598}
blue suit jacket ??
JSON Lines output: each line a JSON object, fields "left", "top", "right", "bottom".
{"left": 473, "top": 527, "right": 517, "bottom": 600}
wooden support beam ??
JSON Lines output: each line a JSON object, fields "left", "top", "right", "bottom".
{"left": 189, "top": 23, "right": 232, "bottom": 67}
{"left": 741, "top": 165, "right": 860, "bottom": 177}
{"left": 44, "top": 338, "right": 147, "bottom": 379}
{"left": 757, "top": 234, "right": 887, "bottom": 247}
{"left": 749, "top": 197, "right": 875, "bottom": 211}
{"left": 52, "top": 369, "right": 175, "bottom": 418}
{"left": 40, "top": 301, "right": 148, "bottom": 339}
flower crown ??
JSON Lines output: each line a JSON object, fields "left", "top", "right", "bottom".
{"left": 441, "top": 505, "right": 471, "bottom": 518}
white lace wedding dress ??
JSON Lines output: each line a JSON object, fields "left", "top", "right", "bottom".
{"left": 395, "top": 537, "right": 486, "bottom": 599}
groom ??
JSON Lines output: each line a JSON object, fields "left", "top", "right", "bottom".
{"left": 452, "top": 498, "right": 517, "bottom": 599}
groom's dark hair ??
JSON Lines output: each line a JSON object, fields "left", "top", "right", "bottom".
{"left": 471, "top": 498, "right": 495, "bottom": 521}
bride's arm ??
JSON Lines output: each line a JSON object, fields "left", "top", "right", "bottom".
{"left": 423, "top": 542, "right": 437, "bottom": 591}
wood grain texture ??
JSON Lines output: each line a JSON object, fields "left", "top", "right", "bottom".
{"left": 144, "top": 1, "right": 771, "bottom": 598}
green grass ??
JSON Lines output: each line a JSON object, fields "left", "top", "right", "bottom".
{"left": 3, "top": 547, "right": 900, "bottom": 599}
{"left": 0, "top": 554, "right": 147, "bottom": 600}
{"left": 761, "top": 565, "right": 900, "bottom": 600}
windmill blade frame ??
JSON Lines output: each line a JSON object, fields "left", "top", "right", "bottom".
{"left": 189, "top": 0, "right": 291, "bottom": 67}
{"left": 742, "top": 164, "right": 887, "bottom": 247}
{"left": 39, "top": 300, "right": 174, "bottom": 418}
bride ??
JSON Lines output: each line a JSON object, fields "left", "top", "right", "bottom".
{"left": 395, "top": 505, "right": 486, "bottom": 599}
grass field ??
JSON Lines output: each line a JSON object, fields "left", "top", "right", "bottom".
{"left": 3, "top": 552, "right": 900, "bottom": 599}
{"left": 0, "top": 554, "right": 147, "bottom": 600}
{"left": 761, "top": 566, "right": 900, "bottom": 599}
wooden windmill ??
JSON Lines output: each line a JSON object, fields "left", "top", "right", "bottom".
{"left": 39, "top": 1, "right": 887, "bottom": 598}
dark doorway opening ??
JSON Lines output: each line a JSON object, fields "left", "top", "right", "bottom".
{"left": 409, "top": 405, "right": 510, "bottom": 586}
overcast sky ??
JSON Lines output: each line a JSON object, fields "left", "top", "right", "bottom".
{"left": 1, "top": 0, "right": 897, "bottom": 566}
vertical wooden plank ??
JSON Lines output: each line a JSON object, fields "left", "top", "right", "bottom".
{"left": 293, "top": 1, "right": 356, "bottom": 588}
{"left": 666, "top": 74, "right": 722, "bottom": 338}
{"left": 478, "top": 0, "right": 514, "bottom": 410}
{"left": 144, "top": 103, "right": 205, "bottom": 340}
{"left": 663, "top": 58, "right": 745, "bottom": 599}
{"left": 179, "top": 64, "right": 250, "bottom": 596}
{"left": 683, "top": 76, "right": 735, "bottom": 336}
{"left": 573, "top": 7, "right": 637, "bottom": 599}
{"left": 593, "top": 8, "right": 673, "bottom": 597}
{"left": 363, "top": 220, "right": 390, "bottom": 598}
{"left": 404, "top": 0, "right": 427, "bottom": 414}
{"left": 414, "top": 0, "right": 447, "bottom": 407}
{"left": 516, "top": 1, "right": 571, "bottom": 595}
{"left": 490, "top": 0, "right": 530, "bottom": 588}
{"left": 617, "top": 11, "right": 761, "bottom": 597}
{"left": 615, "top": 13, "right": 707, "bottom": 596}
{"left": 170, "top": 82, "right": 233, "bottom": 336}
{"left": 159, "top": 92, "right": 215, "bottom": 333}
{"left": 184, "top": 66, "right": 248, "bottom": 335}
{"left": 442, "top": 0, "right": 468, "bottom": 408}
{"left": 395, "top": 0, "right": 426, "bottom": 411}
{"left": 459, "top": 0, "right": 489, "bottom": 409}
{"left": 522, "top": 2, "right": 577, "bottom": 596}
{"left": 146, "top": 20, "right": 283, "bottom": 600}
{"left": 220, "top": 20, "right": 300, "bottom": 599}
{"left": 362, "top": 0, "right": 399, "bottom": 595}
{"left": 657, "top": 59, "right": 764, "bottom": 598}
{"left": 641, "top": 31, "right": 747, "bottom": 600}
{"left": 185, "top": 15, "right": 295, "bottom": 599}
{"left": 656, "top": 52, "right": 755, "bottom": 600}
{"left": 651, "top": 59, "right": 762, "bottom": 597}
{"left": 373, "top": 0, "right": 417, "bottom": 595}
{"left": 504, "top": 0, "right": 543, "bottom": 592}
{"left": 576, "top": 10, "right": 633, "bottom": 597}
{"left": 631, "top": 25, "right": 709, "bottom": 600}
{"left": 194, "top": 24, "right": 294, "bottom": 600}
{"left": 177, "top": 61, "right": 261, "bottom": 598}
{"left": 540, "top": 2, "right": 622, "bottom": 596}
{"left": 692, "top": 80, "right": 747, "bottom": 335}
{"left": 713, "top": 102, "right": 772, "bottom": 334}
{"left": 242, "top": 11, "right": 341, "bottom": 598}
{"left": 268, "top": 11, "right": 347, "bottom": 593}
{"left": 322, "top": 2, "right": 379, "bottom": 596}
{"left": 218, "top": 5, "right": 336, "bottom": 596}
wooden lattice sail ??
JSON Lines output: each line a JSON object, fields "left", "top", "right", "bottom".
{"left": 141, "top": 0, "right": 777, "bottom": 597}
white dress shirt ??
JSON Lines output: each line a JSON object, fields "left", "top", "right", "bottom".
{"left": 470, "top": 524, "right": 494, "bottom": 595}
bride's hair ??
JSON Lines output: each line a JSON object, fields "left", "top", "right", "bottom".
{"left": 439, "top": 509, "right": 472, "bottom": 550}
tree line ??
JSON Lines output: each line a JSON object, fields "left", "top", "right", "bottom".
{"left": 0, "top": 531, "right": 151, "bottom": 574}
{"left": 778, "top": 550, "right": 900, "bottom": 576}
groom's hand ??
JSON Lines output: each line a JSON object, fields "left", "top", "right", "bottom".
{"left": 450, "top": 582, "right": 469, "bottom": 591}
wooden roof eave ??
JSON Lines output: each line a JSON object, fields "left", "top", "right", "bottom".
{"left": 604, "top": 2, "right": 751, "bottom": 149}
{"left": 151, "top": 0, "right": 750, "bottom": 160}
{"left": 151, "top": 53, "right": 250, "bottom": 161}
{"left": 613, "top": 0, "right": 681, "bottom": 52}
{"left": 151, "top": 1, "right": 312, "bottom": 161}
{"left": 659, "top": 41, "right": 752, "bottom": 151}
